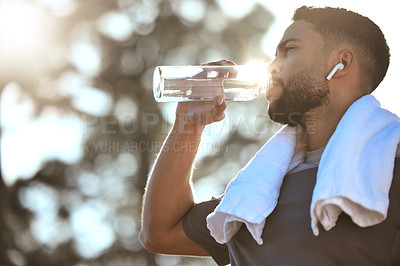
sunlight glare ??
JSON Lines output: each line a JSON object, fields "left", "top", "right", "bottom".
{"left": 0, "top": 1, "right": 46, "bottom": 58}
{"left": 243, "top": 60, "right": 270, "bottom": 92}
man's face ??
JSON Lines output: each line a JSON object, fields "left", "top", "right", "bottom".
{"left": 266, "top": 20, "right": 330, "bottom": 126}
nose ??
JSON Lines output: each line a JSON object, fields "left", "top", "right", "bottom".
{"left": 267, "top": 59, "right": 280, "bottom": 75}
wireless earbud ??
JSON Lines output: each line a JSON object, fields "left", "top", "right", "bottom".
{"left": 326, "top": 63, "right": 344, "bottom": 80}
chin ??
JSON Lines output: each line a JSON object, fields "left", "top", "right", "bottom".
{"left": 267, "top": 103, "right": 304, "bottom": 127}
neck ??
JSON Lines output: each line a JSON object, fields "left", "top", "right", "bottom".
{"left": 302, "top": 107, "right": 339, "bottom": 151}
{"left": 302, "top": 93, "right": 362, "bottom": 151}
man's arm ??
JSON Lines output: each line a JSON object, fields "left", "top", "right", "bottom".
{"left": 139, "top": 60, "right": 232, "bottom": 256}
{"left": 139, "top": 123, "right": 207, "bottom": 255}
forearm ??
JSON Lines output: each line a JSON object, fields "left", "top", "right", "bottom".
{"left": 140, "top": 60, "right": 230, "bottom": 254}
{"left": 140, "top": 122, "right": 204, "bottom": 247}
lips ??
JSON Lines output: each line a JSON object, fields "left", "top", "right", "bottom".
{"left": 266, "top": 81, "right": 283, "bottom": 102}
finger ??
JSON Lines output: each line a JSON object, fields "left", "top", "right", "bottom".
{"left": 213, "top": 95, "right": 226, "bottom": 122}
{"left": 201, "top": 60, "right": 225, "bottom": 66}
{"left": 199, "top": 60, "right": 237, "bottom": 81}
{"left": 213, "top": 109, "right": 226, "bottom": 122}
{"left": 214, "top": 81, "right": 225, "bottom": 101}
{"left": 201, "top": 59, "right": 236, "bottom": 66}
{"left": 214, "top": 95, "right": 226, "bottom": 111}
{"left": 219, "top": 59, "right": 235, "bottom": 66}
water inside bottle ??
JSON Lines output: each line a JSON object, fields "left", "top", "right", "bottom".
{"left": 159, "top": 78, "right": 261, "bottom": 101}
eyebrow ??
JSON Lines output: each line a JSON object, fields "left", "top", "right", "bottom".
{"left": 275, "top": 38, "right": 301, "bottom": 57}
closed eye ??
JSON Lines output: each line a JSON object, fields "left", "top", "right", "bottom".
{"left": 275, "top": 38, "right": 301, "bottom": 57}
{"left": 285, "top": 46, "right": 296, "bottom": 53}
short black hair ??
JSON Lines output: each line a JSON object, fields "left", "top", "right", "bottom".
{"left": 293, "top": 6, "right": 390, "bottom": 93}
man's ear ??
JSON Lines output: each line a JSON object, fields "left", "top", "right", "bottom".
{"left": 335, "top": 50, "right": 355, "bottom": 78}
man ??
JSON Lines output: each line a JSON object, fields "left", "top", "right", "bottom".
{"left": 140, "top": 6, "right": 399, "bottom": 265}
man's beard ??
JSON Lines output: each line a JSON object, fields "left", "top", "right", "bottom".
{"left": 268, "top": 63, "right": 330, "bottom": 127}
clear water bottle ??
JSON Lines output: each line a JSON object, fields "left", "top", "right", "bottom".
{"left": 153, "top": 65, "right": 269, "bottom": 102}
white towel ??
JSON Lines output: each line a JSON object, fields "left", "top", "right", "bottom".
{"left": 206, "top": 95, "right": 400, "bottom": 245}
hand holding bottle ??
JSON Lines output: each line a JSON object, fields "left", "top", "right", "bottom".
{"left": 174, "top": 60, "right": 233, "bottom": 131}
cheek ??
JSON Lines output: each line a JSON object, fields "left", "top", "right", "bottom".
{"left": 282, "top": 55, "right": 311, "bottom": 80}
